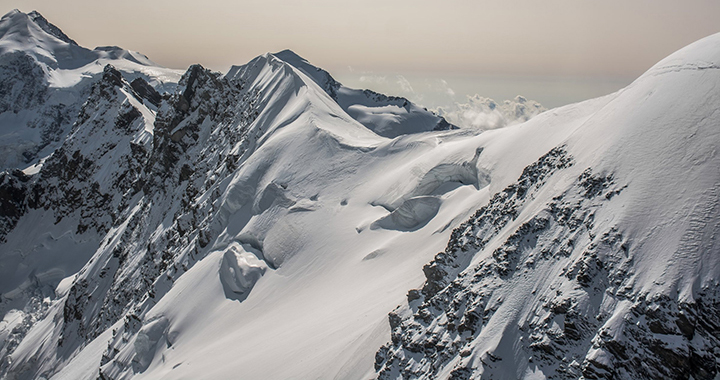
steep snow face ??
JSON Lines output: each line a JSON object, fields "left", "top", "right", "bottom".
{"left": 0, "top": 9, "right": 181, "bottom": 170}
{"left": 230, "top": 49, "right": 456, "bottom": 138}
{"left": 375, "top": 32, "right": 720, "bottom": 379}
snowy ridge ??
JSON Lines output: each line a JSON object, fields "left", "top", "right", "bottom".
{"left": 230, "top": 49, "right": 456, "bottom": 138}
{"left": 0, "top": 9, "right": 719, "bottom": 380}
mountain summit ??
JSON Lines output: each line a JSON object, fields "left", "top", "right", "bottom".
{"left": 0, "top": 10, "right": 719, "bottom": 380}
{"left": 0, "top": 9, "right": 95, "bottom": 69}
{"left": 229, "top": 49, "right": 455, "bottom": 138}
{"left": 25, "top": 10, "right": 77, "bottom": 45}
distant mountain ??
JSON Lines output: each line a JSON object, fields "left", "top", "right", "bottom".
{"left": 0, "top": 9, "right": 181, "bottom": 170}
{"left": 268, "top": 49, "right": 455, "bottom": 137}
{"left": 1, "top": 9, "right": 719, "bottom": 380}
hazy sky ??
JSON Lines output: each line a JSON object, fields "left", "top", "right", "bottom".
{"left": 3, "top": 0, "right": 720, "bottom": 106}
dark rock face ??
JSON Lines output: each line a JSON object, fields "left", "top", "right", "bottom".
{"left": 433, "top": 117, "right": 458, "bottom": 132}
{"left": 101, "top": 64, "right": 124, "bottom": 87}
{"left": 0, "top": 51, "right": 47, "bottom": 114}
{"left": 30, "top": 65, "right": 147, "bottom": 235}
{"left": 375, "top": 146, "right": 583, "bottom": 379}
{"left": 0, "top": 66, "right": 152, "bottom": 370}
{"left": 0, "top": 49, "right": 86, "bottom": 167}
{"left": 421, "top": 146, "right": 574, "bottom": 299}
{"left": 0, "top": 62, "right": 265, "bottom": 379}
{"left": 91, "top": 65, "right": 265, "bottom": 379}
{"left": 130, "top": 77, "right": 162, "bottom": 106}
{"left": 0, "top": 170, "right": 30, "bottom": 243}
{"left": 147, "top": 64, "right": 244, "bottom": 185}
{"left": 580, "top": 293, "right": 720, "bottom": 380}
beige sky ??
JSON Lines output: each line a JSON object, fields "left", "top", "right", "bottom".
{"left": 4, "top": 0, "right": 720, "bottom": 78}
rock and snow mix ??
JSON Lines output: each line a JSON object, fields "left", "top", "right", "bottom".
{"left": 0, "top": 9, "right": 719, "bottom": 380}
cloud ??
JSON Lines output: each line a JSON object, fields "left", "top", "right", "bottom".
{"left": 359, "top": 74, "right": 388, "bottom": 85}
{"left": 438, "top": 79, "right": 455, "bottom": 97}
{"left": 435, "top": 94, "right": 545, "bottom": 130}
{"left": 395, "top": 75, "right": 414, "bottom": 94}
{"left": 344, "top": 72, "right": 543, "bottom": 131}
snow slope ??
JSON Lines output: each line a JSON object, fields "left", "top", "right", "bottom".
{"left": 1, "top": 10, "right": 719, "bottom": 380}
{"left": 376, "top": 33, "right": 720, "bottom": 379}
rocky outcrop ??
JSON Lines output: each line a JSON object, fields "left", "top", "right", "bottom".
{"left": 0, "top": 170, "right": 30, "bottom": 243}
{"left": 0, "top": 51, "right": 47, "bottom": 114}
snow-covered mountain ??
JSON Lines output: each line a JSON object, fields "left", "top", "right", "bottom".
{"left": 1, "top": 9, "right": 719, "bottom": 380}
{"left": 0, "top": 9, "right": 182, "bottom": 170}
{"left": 228, "top": 49, "right": 455, "bottom": 138}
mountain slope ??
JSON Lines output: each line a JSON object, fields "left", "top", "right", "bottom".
{"left": 0, "top": 15, "right": 474, "bottom": 378}
{"left": 0, "top": 10, "right": 719, "bottom": 380}
{"left": 376, "top": 33, "right": 720, "bottom": 379}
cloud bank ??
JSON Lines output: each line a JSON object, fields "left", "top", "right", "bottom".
{"left": 435, "top": 94, "right": 545, "bottom": 130}
{"left": 349, "top": 71, "right": 546, "bottom": 130}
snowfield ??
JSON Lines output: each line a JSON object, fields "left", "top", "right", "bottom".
{"left": 0, "top": 9, "right": 719, "bottom": 380}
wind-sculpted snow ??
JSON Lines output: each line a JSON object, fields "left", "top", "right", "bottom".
{"left": 131, "top": 316, "right": 169, "bottom": 373}
{"left": 218, "top": 242, "right": 268, "bottom": 301}
{"left": 371, "top": 196, "right": 442, "bottom": 231}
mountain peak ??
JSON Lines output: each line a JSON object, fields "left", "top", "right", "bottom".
{"left": 0, "top": 9, "right": 75, "bottom": 45}
{"left": 261, "top": 49, "right": 456, "bottom": 137}
{"left": 0, "top": 9, "right": 163, "bottom": 72}
{"left": 27, "top": 10, "right": 77, "bottom": 45}
{"left": 1, "top": 9, "right": 21, "bottom": 18}
{"left": 0, "top": 8, "right": 89, "bottom": 69}
{"left": 272, "top": 49, "right": 309, "bottom": 65}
